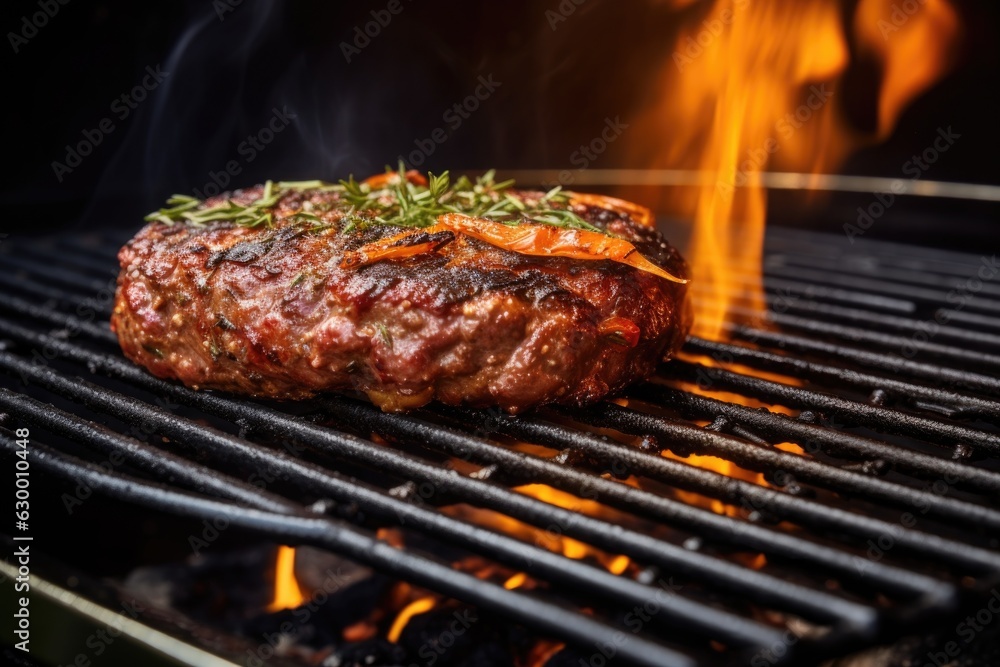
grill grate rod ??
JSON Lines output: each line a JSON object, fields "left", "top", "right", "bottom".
{"left": 729, "top": 325, "right": 1000, "bottom": 399}
{"left": 0, "top": 388, "right": 298, "bottom": 515}
{"left": 664, "top": 361, "right": 1000, "bottom": 456}
{"left": 690, "top": 276, "right": 918, "bottom": 314}
{"left": 320, "top": 396, "right": 998, "bottom": 580}
{"left": 0, "top": 334, "right": 890, "bottom": 627}
{"left": 624, "top": 384, "right": 1000, "bottom": 497}
{"left": 764, "top": 230, "right": 997, "bottom": 275}
{"left": 0, "top": 351, "right": 828, "bottom": 646}
{"left": 764, "top": 252, "right": 1000, "bottom": 296}
{"left": 432, "top": 405, "right": 1000, "bottom": 533}
{"left": 0, "top": 433, "right": 698, "bottom": 667}
{"left": 683, "top": 338, "right": 1000, "bottom": 421}
{"left": 725, "top": 300, "right": 1000, "bottom": 352}
{"left": 0, "top": 291, "right": 117, "bottom": 345}
{"left": 5, "top": 252, "right": 115, "bottom": 293}
{"left": 757, "top": 264, "right": 1000, "bottom": 317}
{"left": 732, "top": 311, "right": 1000, "bottom": 372}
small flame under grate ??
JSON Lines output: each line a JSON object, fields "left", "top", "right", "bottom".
{"left": 1, "top": 227, "right": 999, "bottom": 667}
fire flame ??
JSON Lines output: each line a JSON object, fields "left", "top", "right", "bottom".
{"left": 267, "top": 545, "right": 305, "bottom": 612}
{"left": 626, "top": 0, "right": 960, "bottom": 340}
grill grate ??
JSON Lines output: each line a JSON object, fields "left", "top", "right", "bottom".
{"left": 1, "top": 228, "right": 999, "bottom": 666}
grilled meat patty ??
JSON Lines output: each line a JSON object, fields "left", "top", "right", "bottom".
{"left": 112, "top": 180, "right": 691, "bottom": 412}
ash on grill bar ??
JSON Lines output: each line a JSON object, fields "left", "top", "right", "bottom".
{"left": 4, "top": 1, "right": 1000, "bottom": 667}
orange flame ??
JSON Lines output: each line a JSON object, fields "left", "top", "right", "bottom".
{"left": 447, "top": 482, "right": 634, "bottom": 574}
{"left": 267, "top": 545, "right": 305, "bottom": 612}
{"left": 854, "top": 0, "right": 960, "bottom": 138}
{"left": 625, "top": 0, "right": 960, "bottom": 340}
{"left": 388, "top": 596, "right": 437, "bottom": 643}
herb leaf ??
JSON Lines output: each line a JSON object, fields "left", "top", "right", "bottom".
{"left": 145, "top": 167, "right": 606, "bottom": 236}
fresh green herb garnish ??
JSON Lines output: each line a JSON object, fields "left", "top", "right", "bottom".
{"left": 145, "top": 163, "right": 602, "bottom": 236}
{"left": 340, "top": 163, "right": 601, "bottom": 234}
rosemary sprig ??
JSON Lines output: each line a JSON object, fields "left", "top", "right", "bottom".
{"left": 339, "top": 162, "right": 603, "bottom": 234}
{"left": 145, "top": 165, "right": 604, "bottom": 235}
{"left": 145, "top": 181, "right": 329, "bottom": 227}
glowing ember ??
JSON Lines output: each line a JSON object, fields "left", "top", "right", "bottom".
{"left": 388, "top": 596, "right": 437, "bottom": 643}
{"left": 447, "top": 482, "right": 634, "bottom": 574}
{"left": 267, "top": 546, "right": 305, "bottom": 612}
{"left": 625, "top": 0, "right": 960, "bottom": 340}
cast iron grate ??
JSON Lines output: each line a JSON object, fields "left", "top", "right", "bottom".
{"left": 1, "top": 227, "right": 999, "bottom": 666}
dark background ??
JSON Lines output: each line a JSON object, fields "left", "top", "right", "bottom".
{"left": 1, "top": 0, "right": 999, "bottom": 239}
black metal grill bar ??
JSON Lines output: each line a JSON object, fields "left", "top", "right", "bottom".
{"left": 757, "top": 265, "right": 1000, "bottom": 316}
{"left": 0, "top": 334, "right": 913, "bottom": 627}
{"left": 764, "top": 247, "right": 1000, "bottom": 296}
{"left": 683, "top": 338, "right": 1000, "bottom": 422}
{"left": 0, "top": 271, "right": 97, "bottom": 312}
{"left": 759, "top": 277, "right": 917, "bottom": 313}
{"left": 729, "top": 325, "right": 1000, "bottom": 399}
{"left": 0, "top": 388, "right": 298, "bottom": 515}
{"left": 0, "top": 434, "right": 698, "bottom": 667}
{"left": 938, "top": 309, "right": 1000, "bottom": 333}
{"left": 322, "top": 396, "right": 984, "bottom": 588}
{"left": 730, "top": 300, "right": 1000, "bottom": 367}
{"left": 690, "top": 280, "right": 918, "bottom": 314}
{"left": 433, "top": 404, "right": 1000, "bottom": 533}
{"left": 0, "top": 318, "right": 956, "bottom": 612}
{"left": 0, "top": 353, "right": 790, "bottom": 649}
{"left": 626, "top": 385, "right": 1000, "bottom": 498}
{"left": 556, "top": 411, "right": 1000, "bottom": 576}
{"left": 14, "top": 243, "right": 118, "bottom": 278}
{"left": 728, "top": 300, "right": 1000, "bottom": 352}
{"left": 0, "top": 292, "right": 117, "bottom": 345}
{"left": 765, "top": 231, "right": 1000, "bottom": 281}
{"left": 4, "top": 252, "right": 113, "bottom": 293}
{"left": 733, "top": 311, "right": 1000, "bottom": 372}
{"left": 665, "top": 362, "right": 1000, "bottom": 456}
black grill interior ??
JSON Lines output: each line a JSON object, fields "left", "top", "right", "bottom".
{"left": 1, "top": 228, "right": 999, "bottom": 667}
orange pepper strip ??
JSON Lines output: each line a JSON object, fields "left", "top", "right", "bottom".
{"left": 436, "top": 214, "right": 687, "bottom": 284}
{"left": 339, "top": 214, "right": 687, "bottom": 284}
{"left": 340, "top": 230, "right": 454, "bottom": 270}
{"left": 568, "top": 193, "right": 654, "bottom": 228}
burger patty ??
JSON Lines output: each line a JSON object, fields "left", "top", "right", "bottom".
{"left": 112, "top": 179, "right": 691, "bottom": 413}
